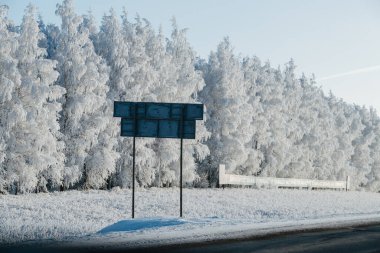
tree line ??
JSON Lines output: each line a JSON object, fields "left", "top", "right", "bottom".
{"left": 1, "top": 0, "right": 379, "bottom": 194}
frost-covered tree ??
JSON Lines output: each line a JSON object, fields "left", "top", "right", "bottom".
{"left": 0, "top": 5, "right": 21, "bottom": 193}
{"left": 199, "top": 38, "right": 252, "bottom": 175}
{"left": 294, "top": 75, "right": 324, "bottom": 179}
{"left": 350, "top": 106, "right": 374, "bottom": 187}
{"left": 96, "top": 9, "right": 132, "bottom": 188}
{"left": 96, "top": 9, "right": 129, "bottom": 100}
{"left": 151, "top": 19, "right": 210, "bottom": 186}
{"left": 327, "top": 94, "right": 355, "bottom": 180}
{"left": 10, "top": 4, "right": 66, "bottom": 193}
{"left": 277, "top": 60, "right": 305, "bottom": 178}
{"left": 240, "top": 56, "right": 266, "bottom": 176}
{"left": 55, "top": 0, "right": 118, "bottom": 189}
{"left": 247, "top": 62, "right": 286, "bottom": 178}
{"left": 367, "top": 110, "right": 380, "bottom": 192}
{"left": 113, "top": 13, "right": 158, "bottom": 187}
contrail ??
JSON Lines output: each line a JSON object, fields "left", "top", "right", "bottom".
{"left": 316, "top": 65, "right": 380, "bottom": 81}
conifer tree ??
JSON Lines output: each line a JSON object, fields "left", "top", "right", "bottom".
{"left": 240, "top": 56, "right": 266, "bottom": 176}
{"left": 0, "top": 5, "right": 21, "bottom": 193}
{"left": 55, "top": 0, "right": 118, "bottom": 189}
{"left": 95, "top": 9, "right": 129, "bottom": 187}
{"left": 199, "top": 38, "right": 252, "bottom": 174}
{"left": 14, "top": 4, "right": 65, "bottom": 192}
{"left": 151, "top": 19, "right": 210, "bottom": 186}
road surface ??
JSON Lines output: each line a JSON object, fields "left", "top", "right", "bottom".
{"left": 2, "top": 223, "right": 380, "bottom": 253}
{"left": 121, "top": 224, "right": 380, "bottom": 253}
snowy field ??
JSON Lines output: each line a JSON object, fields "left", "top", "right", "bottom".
{"left": 1, "top": 188, "right": 380, "bottom": 248}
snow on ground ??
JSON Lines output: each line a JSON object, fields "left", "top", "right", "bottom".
{"left": 1, "top": 188, "right": 380, "bottom": 247}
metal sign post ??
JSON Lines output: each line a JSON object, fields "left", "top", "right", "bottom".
{"left": 132, "top": 105, "right": 137, "bottom": 219}
{"left": 114, "top": 101, "right": 203, "bottom": 218}
{"left": 132, "top": 135, "right": 135, "bottom": 218}
{"left": 179, "top": 106, "right": 184, "bottom": 217}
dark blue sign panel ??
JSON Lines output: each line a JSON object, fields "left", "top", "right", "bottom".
{"left": 138, "top": 120, "right": 158, "bottom": 137}
{"left": 120, "top": 118, "right": 196, "bottom": 139}
{"left": 121, "top": 118, "right": 134, "bottom": 136}
{"left": 115, "top": 101, "right": 203, "bottom": 139}
{"left": 114, "top": 102, "right": 203, "bottom": 120}
{"left": 146, "top": 104, "right": 171, "bottom": 119}
{"left": 114, "top": 102, "right": 133, "bottom": 118}
{"left": 186, "top": 104, "right": 203, "bottom": 120}
{"left": 171, "top": 104, "right": 183, "bottom": 119}
{"left": 183, "top": 120, "right": 196, "bottom": 139}
{"left": 159, "top": 120, "right": 180, "bottom": 138}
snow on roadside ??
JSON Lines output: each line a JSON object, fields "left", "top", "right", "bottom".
{"left": 1, "top": 188, "right": 380, "bottom": 245}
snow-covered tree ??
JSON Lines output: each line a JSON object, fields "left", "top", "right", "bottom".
{"left": 95, "top": 9, "right": 132, "bottom": 188}
{"left": 10, "top": 4, "right": 66, "bottom": 193}
{"left": 199, "top": 38, "right": 252, "bottom": 175}
{"left": 55, "top": 0, "right": 118, "bottom": 189}
{"left": 367, "top": 110, "right": 380, "bottom": 191}
{"left": 350, "top": 106, "right": 374, "bottom": 187}
{"left": 327, "top": 94, "right": 355, "bottom": 180}
{"left": 240, "top": 56, "right": 266, "bottom": 177}
{"left": 151, "top": 19, "right": 210, "bottom": 186}
{"left": 0, "top": 5, "right": 21, "bottom": 193}
{"left": 100, "top": 12, "right": 158, "bottom": 188}
{"left": 260, "top": 63, "right": 292, "bottom": 177}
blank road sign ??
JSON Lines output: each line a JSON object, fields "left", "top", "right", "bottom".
{"left": 114, "top": 101, "right": 203, "bottom": 139}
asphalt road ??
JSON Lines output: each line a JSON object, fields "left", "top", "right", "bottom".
{"left": 128, "top": 224, "right": 380, "bottom": 253}
{"left": 2, "top": 223, "right": 380, "bottom": 253}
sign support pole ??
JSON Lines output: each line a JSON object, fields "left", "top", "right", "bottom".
{"left": 132, "top": 105, "right": 137, "bottom": 219}
{"left": 180, "top": 137, "right": 183, "bottom": 218}
{"left": 180, "top": 106, "right": 184, "bottom": 218}
{"left": 132, "top": 136, "right": 135, "bottom": 219}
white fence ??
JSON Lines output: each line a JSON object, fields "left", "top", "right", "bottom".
{"left": 218, "top": 164, "right": 350, "bottom": 191}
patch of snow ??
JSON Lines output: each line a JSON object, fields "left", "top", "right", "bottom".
{"left": 1, "top": 188, "right": 380, "bottom": 247}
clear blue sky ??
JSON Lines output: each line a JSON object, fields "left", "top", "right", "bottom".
{"left": 3, "top": 0, "right": 380, "bottom": 112}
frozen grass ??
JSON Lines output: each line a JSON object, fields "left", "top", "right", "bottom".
{"left": 1, "top": 187, "right": 380, "bottom": 244}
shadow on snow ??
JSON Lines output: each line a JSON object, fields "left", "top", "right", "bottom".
{"left": 98, "top": 218, "right": 187, "bottom": 234}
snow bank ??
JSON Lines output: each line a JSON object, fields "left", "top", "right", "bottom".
{"left": 1, "top": 188, "right": 380, "bottom": 245}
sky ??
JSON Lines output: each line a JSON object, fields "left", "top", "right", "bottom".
{"left": 3, "top": 0, "right": 380, "bottom": 112}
